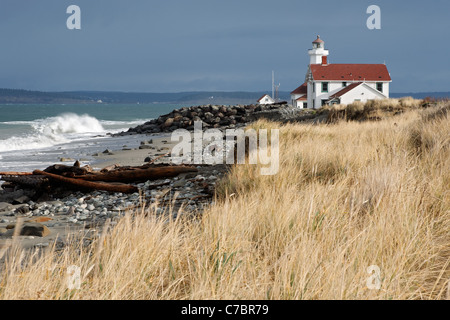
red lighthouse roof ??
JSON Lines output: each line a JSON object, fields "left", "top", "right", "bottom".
{"left": 313, "top": 35, "right": 324, "bottom": 44}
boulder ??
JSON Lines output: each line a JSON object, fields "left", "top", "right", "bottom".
{"left": 204, "top": 112, "right": 214, "bottom": 119}
{"left": 14, "top": 205, "right": 30, "bottom": 215}
{"left": 4, "top": 222, "right": 51, "bottom": 237}
{"left": 163, "top": 118, "right": 174, "bottom": 128}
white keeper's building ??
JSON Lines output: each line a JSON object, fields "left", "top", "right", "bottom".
{"left": 257, "top": 94, "right": 276, "bottom": 105}
{"left": 291, "top": 36, "right": 392, "bottom": 108}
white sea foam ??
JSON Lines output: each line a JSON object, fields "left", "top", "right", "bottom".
{"left": 0, "top": 113, "right": 106, "bottom": 152}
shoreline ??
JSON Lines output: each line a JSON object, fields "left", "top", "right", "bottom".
{"left": 0, "top": 129, "right": 229, "bottom": 251}
{"left": 0, "top": 102, "right": 291, "bottom": 251}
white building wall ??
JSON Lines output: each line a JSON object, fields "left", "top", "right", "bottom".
{"left": 328, "top": 82, "right": 344, "bottom": 92}
{"left": 306, "top": 81, "right": 390, "bottom": 108}
{"left": 311, "top": 82, "right": 335, "bottom": 108}
{"left": 259, "top": 95, "right": 275, "bottom": 105}
{"left": 290, "top": 94, "right": 306, "bottom": 108}
{"left": 307, "top": 82, "right": 314, "bottom": 108}
{"left": 382, "top": 82, "right": 390, "bottom": 98}
{"left": 308, "top": 49, "right": 329, "bottom": 64}
{"left": 339, "top": 85, "right": 386, "bottom": 104}
{"left": 363, "top": 82, "right": 390, "bottom": 98}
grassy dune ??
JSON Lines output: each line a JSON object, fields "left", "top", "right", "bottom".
{"left": 0, "top": 99, "right": 449, "bottom": 300}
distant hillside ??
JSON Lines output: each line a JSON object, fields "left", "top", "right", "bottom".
{"left": 62, "top": 91, "right": 292, "bottom": 105}
{"left": 0, "top": 88, "right": 447, "bottom": 105}
{"left": 0, "top": 88, "right": 290, "bottom": 105}
{"left": 0, "top": 88, "right": 91, "bottom": 104}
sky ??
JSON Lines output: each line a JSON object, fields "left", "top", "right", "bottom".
{"left": 0, "top": 0, "right": 448, "bottom": 93}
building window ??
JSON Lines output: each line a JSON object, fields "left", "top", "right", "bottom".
{"left": 303, "top": 102, "right": 307, "bottom": 108}
{"left": 322, "top": 82, "right": 329, "bottom": 93}
{"left": 377, "top": 82, "right": 383, "bottom": 92}
{"left": 321, "top": 99, "right": 328, "bottom": 106}
{"left": 342, "top": 82, "right": 347, "bottom": 87}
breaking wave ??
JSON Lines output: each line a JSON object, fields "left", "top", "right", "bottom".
{"left": 0, "top": 113, "right": 105, "bottom": 152}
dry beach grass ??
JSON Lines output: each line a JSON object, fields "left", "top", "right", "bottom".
{"left": 0, "top": 99, "right": 449, "bottom": 299}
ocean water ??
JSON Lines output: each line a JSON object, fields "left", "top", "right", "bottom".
{"left": 0, "top": 103, "right": 184, "bottom": 172}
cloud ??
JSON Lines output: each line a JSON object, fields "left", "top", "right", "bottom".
{"left": 0, "top": 0, "right": 448, "bottom": 92}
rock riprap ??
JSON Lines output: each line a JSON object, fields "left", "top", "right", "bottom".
{"left": 117, "top": 103, "right": 292, "bottom": 135}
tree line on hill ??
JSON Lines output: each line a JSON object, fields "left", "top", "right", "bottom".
{"left": 0, "top": 88, "right": 447, "bottom": 105}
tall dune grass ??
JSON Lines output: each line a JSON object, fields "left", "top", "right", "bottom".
{"left": 0, "top": 102, "right": 448, "bottom": 300}
{"left": 325, "top": 97, "right": 424, "bottom": 122}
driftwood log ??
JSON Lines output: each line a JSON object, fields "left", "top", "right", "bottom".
{"left": 34, "top": 170, "right": 139, "bottom": 194}
{"left": 0, "top": 174, "right": 49, "bottom": 188}
{"left": 0, "top": 172, "right": 34, "bottom": 176}
{"left": 73, "top": 166, "right": 198, "bottom": 183}
{"left": 2, "top": 164, "right": 198, "bottom": 194}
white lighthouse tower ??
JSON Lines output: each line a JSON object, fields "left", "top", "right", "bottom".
{"left": 308, "top": 35, "right": 329, "bottom": 65}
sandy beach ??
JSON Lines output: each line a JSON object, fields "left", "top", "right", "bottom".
{"left": 92, "top": 133, "right": 176, "bottom": 169}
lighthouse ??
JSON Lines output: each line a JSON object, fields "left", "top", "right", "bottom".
{"left": 308, "top": 35, "right": 329, "bottom": 65}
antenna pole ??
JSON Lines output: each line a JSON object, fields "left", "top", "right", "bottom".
{"left": 272, "top": 70, "right": 275, "bottom": 100}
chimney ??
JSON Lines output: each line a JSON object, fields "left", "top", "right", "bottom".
{"left": 322, "top": 56, "right": 328, "bottom": 65}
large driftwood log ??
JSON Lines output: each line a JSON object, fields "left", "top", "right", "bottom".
{"left": 0, "top": 175, "right": 48, "bottom": 188}
{"left": 33, "top": 170, "right": 138, "bottom": 194}
{"left": 73, "top": 166, "right": 198, "bottom": 182}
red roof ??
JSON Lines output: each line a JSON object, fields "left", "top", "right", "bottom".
{"left": 328, "top": 82, "right": 363, "bottom": 99}
{"left": 296, "top": 96, "right": 307, "bottom": 101}
{"left": 310, "top": 64, "right": 391, "bottom": 81}
{"left": 313, "top": 35, "right": 324, "bottom": 43}
{"left": 290, "top": 82, "right": 307, "bottom": 95}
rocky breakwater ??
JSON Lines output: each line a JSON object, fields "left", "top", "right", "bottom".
{"left": 116, "top": 103, "right": 293, "bottom": 135}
